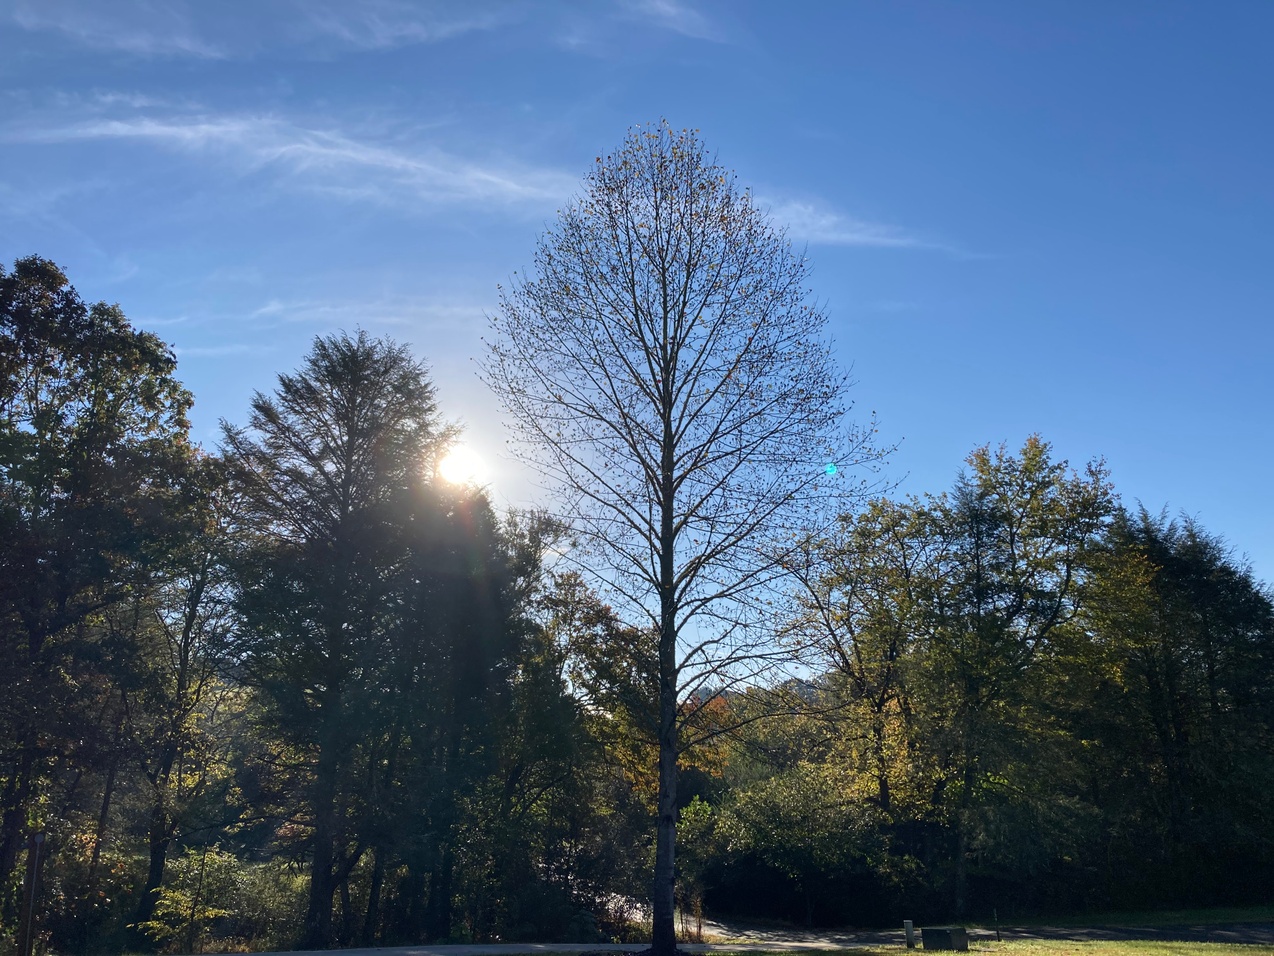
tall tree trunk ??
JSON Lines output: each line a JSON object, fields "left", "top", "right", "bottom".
{"left": 87, "top": 756, "right": 118, "bottom": 884}
{"left": 339, "top": 878, "right": 353, "bottom": 945}
{"left": 16, "top": 831, "right": 45, "bottom": 956}
{"left": 0, "top": 746, "right": 36, "bottom": 892}
{"left": 362, "top": 727, "right": 400, "bottom": 944}
{"left": 134, "top": 800, "right": 172, "bottom": 926}
{"left": 873, "top": 718, "right": 891, "bottom": 813}
{"left": 363, "top": 844, "right": 385, "bottom": 944}
{"left": 651, "top": 401, "right": 679, "bottom": 956}
{"left": 953, "top": 820, "right": 969, "bottom": 918}
{"left": 953, "top": 757, "right": 974, "bottom": 918}
{"left": 134, "top": 736, "right": 181, "bottom": 927}
{"left": 302, "top": 744, "right": 339, "bottom": 949}
{"left": 137, "top": 558, "right": 206, "bottom": 927}
{"left": 2, "top": 624, "right": 47, "bottom": 894}
{"left": 652, "top": 705, "right": 679, "bottom": 955}
{"left": 426, "top": 846, "right": 454, "bottom": 941}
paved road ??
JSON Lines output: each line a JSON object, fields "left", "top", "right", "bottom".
{"left": 221, "top": 921, "right": 1274, "bottom": 956}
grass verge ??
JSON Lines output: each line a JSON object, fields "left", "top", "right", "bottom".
{"left": 703, "top": 946, "right": 1274, "bottom": 956}
{"left": 993, "top": 908, "right": 1274, "bottom": 929}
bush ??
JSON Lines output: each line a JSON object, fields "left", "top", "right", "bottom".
{"left": 135, "top": 846, "right": 305, "bottom": 953}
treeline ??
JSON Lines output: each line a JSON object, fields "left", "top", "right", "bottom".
{"left": 1, "top": 257, "right": 647, "bottom": 954}
{"left": 689, "top": 442, "right": 1274, "bottom": 926}
{"left": 2, "top": 256, "right": 1273, "bottom": 953}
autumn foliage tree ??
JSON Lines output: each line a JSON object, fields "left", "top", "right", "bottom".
{"left": 793, "top": 438, "right": 1116, "bottom": 915}
{"left": 484, "top": 122, "right": 886, "bottom": 954}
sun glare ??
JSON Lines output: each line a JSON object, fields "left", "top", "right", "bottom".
{"left": 437, "top": 445, "right": 490, "bottom": 486}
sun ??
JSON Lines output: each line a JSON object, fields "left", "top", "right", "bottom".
{"left": 437, "top": 444, "right": 490, "bottom": 486}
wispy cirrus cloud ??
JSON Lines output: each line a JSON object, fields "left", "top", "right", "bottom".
{"left": 762, "top": 197, "right": 958, "bottom": 253}
{"left": 7, "top": 110, "right": 576, "bottom": 209}
{"left": 9, "top": 0, "right": 512, "bottom": 59}
{"left": 250, "top": 296, "right": 486, "bottom": 332}
{"left": 556, "top": 0, "right": 731, "bottom": 54}
{"left": 173, "top": 343, "right": 263, "bottom": 358}
{"left": 11, "top": 0, "right": 226, "bottom": 58}
{"left": 622, "top": 0, "right": 722, "bottom": 42}
{"left": 291, "top": 0, "right": 511, "bottom": 50}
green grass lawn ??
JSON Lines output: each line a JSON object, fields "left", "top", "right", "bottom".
{"left": 992, "top": 908, "right": 1274, "bottom": 928}
{"left": 957, "top": 944, "right": 1270, "bottom": 956}
{"left": 960, "top": 943, "right": 1269, "bottom": 956}
{"left": 706, "top": 945, "right": 1274, "bottom": 956}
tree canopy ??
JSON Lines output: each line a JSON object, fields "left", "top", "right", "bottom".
{"left": 1, "top": 255, "right": 197, "bottom": 908}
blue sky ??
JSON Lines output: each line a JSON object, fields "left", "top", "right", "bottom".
{"left": 3, "top": 0, "right": 1272, "bottom": 582}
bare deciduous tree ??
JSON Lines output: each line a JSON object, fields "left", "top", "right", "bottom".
{"left": 483, "top": 122, "right": 886, "bottom": 954}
